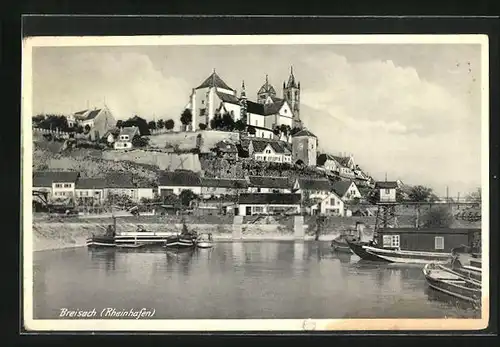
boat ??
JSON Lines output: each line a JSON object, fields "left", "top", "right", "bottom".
{"left": 196, "top": 233, "right": 214, "bottom": 249}
{"left": 164, "top": 223, "right": 198, "bottom": 249}
{"left": 331, "top": 222, "right": 368, "bottom": 253}
{"left": 86, "top": 234, "right": 116, "bottom": 247}
{"left": 423, "top": 263, "right": 481, "bottom": 305}
{"left": 448, "top": 253, "right": 482, "bottom": 282}
{"left": 346, "top": 239, "right": 453, "bottom": 264}
{"left": 86, "top": 223, "right": 117, "bottom": 248}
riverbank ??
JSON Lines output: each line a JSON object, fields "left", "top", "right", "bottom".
{"left": 31, "top": 221, "right": 345, "bottom": 252}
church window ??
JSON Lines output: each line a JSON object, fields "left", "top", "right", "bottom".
{"left": 295, "top": 91, "right": 299, "bottom": 99}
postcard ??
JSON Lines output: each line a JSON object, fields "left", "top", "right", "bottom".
{"left": 22, "top": 34, "right": 489, "bottom": 331}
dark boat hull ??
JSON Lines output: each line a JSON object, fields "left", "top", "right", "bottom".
{"left": 346, "top": 240, "right": 388, "bottom": 262}
{"left": 86, "top": 236, "right": 116, "bottom": 248}
{"left": 164, "top": 235, "right": 196, "bottom": 249}
{"left": 331, "top": 238, "right": 353, "bottom": 253}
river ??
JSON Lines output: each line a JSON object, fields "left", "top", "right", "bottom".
{"left": 32, "top": 241, "right": 480, "bottom": 319}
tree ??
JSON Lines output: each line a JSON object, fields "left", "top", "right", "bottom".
{"left": 280, "top": 124, "right": 290, "bottom": 140}
{"left": 165, "top": 119, "right": 175, "bottom": 131}
{"left": 409, "top": 185, "right": 436, "bottom": 202}
{"left": 116, "top": 120, "right": 123, "bottom": 128}
{"left": 221, "top": 112, "right": 235, "bottom": 131}
{"left": 290, "top": 126, "right": 301, "bottom": 136}
{"left": 234, "top": 119, "right": 246, "bottom": 132}
{"left": 76, "top": 125, "right": 84, "bottom": 134}
{"left": 148, "top": 120, "right": 157, "bottom": 130}
{"left": 37, "top": 114, "right": 70, "bottom": 132}
{"left": 180, "top": 109, "right": 193, "bottom": 126}
{"left": 273, "top": 126, "right": 281, "bottom": 136}
{"left": 199, "top": 123, "right": 207, "bottom": 130}
{"left": 32, "top": 114, "right": 45, "bottom": 126}
{"left": 422, "top": 206, "right": 454, "bottom": 228}
{"left": 156, "top": 119, "right": 165, "bottom": 129}
{"left": 247, "top": 125, "right": 256, "bottom": 135}
{"left": 132, "top": 135, "right": 149, "bottom": 147}
{"left": 179, "top": 189, "right": 198, "bottom": 207}
{"left": 121, "top": 115, "right": 150, "bottom": 135}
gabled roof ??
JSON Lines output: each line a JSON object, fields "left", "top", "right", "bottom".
{"left": 118, "top": 126, "right": 140, "bottom": 138}
{"left": 238, "top": 193, "right": 301, "bottom": 205}
{"left": 196, "top": 71, "right": 234, "bottom": 91}
{"left": 85, "top": 109, "right": 102, "bottom": 120}
{"left": 76, "top": 178, "right": 107, "bottom": 189}
{"left": 250, "top": 139, "right": 289, "bottom": 154}
{"left": 214, "top": 140, "right": 238, "bottom": 153}
{"left": 331, "top": 155, "right": 352, "bottom": 167}
{"left": 296, "top": 178, "right": 331, "bottom": 191}
{"left": 201, "top": 178, "right": 248, "bottom": 189}
{"left": 158, "top": 170, "right": 202, "bottom": 187}
{"left": 246, "top": 100, "right": 265, "bottom": 115}
{"left": 216, "top": 91, "right": 240, "bottom": 105}
{"left": 105, "top": 173, "right": 136, "bottom": 188}
{"left": 248, "top": 176, "right": 291, "bottom": 189}
{"left": 74, "top": 109, "right": 88, "bottom": 116}
{"left": 375, "top": 181, "right": 398, "bottom": 189}
{"left": 332, "top": 180, "right": 354, "bottom": 197}
{"left": 292, "top": 129, "right": 316, "bottom": 138}
{"left": 263, "top": 99, "right": 286, "bottom": 115}
{"left": 33, "top": 171, "right": 80, "bottom": 187}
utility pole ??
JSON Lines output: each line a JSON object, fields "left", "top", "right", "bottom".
{"left": 446, "top": 186, "right": 449, "bottom": 204}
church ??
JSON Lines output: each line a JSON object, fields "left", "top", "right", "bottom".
{"left": 185, "top": 67, "right": 303, "bottom": 142}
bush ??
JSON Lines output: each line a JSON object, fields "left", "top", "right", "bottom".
{"left": 422, "top": 206, "right": 454, "bottom": 228}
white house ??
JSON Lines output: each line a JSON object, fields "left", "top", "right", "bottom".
{"left": 75, "top": 178, "right": 107, "bottom": 205}
{"left": 375, "top": 181, "right": 398, "bottom": 203}
{"left": 33, "top": 171, "right": 80, "bottom": 201}
{"left": 71, "top": 105, "right": 116, "bottom": 141}
{"left": 293, "top": 177, "right": 345, "bottom": 216}
{"left": 247, "top": 176, "right": 292, "bottom": 193}
{"left": 331, "top": 180, "right": 362, "bottom": 202}
{"left": 237, "top": 193, "right": 301, "bottom": 216}
{"left": 158, "top": 170, "right": 203, "bottom": 196}
{"left": 114, "top": 126, "right": 140, "bottom": 150}
{"left": 248, "top": 139, "right": 292, "bottom": 163}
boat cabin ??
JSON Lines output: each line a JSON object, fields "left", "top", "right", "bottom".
{"left": 374, "top": 228, "right": 481, "bottom": 253}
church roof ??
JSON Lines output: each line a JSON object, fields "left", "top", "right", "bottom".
{"left": 246, "top": 101, "right": 265, "bottom": 115}
{"left": 292, "top": 129, "right": 316, "bottom": 138}
{"left": 263, "top": 99, "right": 286, "bottom": 115}
{"left": 286, "top": 67, "right": 298, "bottom": 88}
{"left": 196, "top": 71, "right": 234, "bottom": 91}
{"left": 258, "top": 75, "right": 277, "bottom": 96}
{"left": 216, "top": 91, "right": 240, "bottom": 105}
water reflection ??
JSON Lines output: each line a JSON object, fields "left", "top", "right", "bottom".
{"left": 232, "top": 242, "right": 244, "bottom": 265}
{"left": 165, "top": 248, "right": 196, "bottom": 277}
{"left": 293, "top": 241, "right": 305, "bottom": 262}
{"left": 88, "top": 248, "right": 116, "bottom": 272}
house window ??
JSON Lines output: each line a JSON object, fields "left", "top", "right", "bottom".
{"left": 253, "top": 206, "right": 264, "bottom": 214}
{"left": 391, "top": 235, "right": 400, "bottom": 248}
{"left": 385, "top": 189, "right": 390, "bottom": 194}
{"left": 63, "top": 183, "right": 71, "bottom": 188}
{"left": 330, "top": 198, "right": 335, "bottom": 205}
{"left": 55, "top": 183, "right": 62, "bottom": 188}
{"left": 435, "top": 236, "right": 445, "bottom": 250}
{"left": 265, "top": 149, "right": 271, "bottom": 154}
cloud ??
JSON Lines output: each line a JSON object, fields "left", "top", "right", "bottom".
{"left": 33, "top": 50, "right": 190, "bottom": 125}
{"left": 299, "top": 52, "right": 480, "bottom": 194}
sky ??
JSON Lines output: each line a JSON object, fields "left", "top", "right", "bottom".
{"left": 31, "top": 43, "right": 484, "bottom": 196}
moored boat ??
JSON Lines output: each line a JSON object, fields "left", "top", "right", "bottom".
{"left": 164, "top": 223, "right": 198, "bottom": 249}
{"left": 331, "top": 222, "right": 368, "bottom": 254}
{"left": 86, "top": 234, "right": 116, "bottom": 248}
{"left": 423, "top": 263, "right": 481, "bottom": 305}
{"left": 196, "top": 233, "right": 214, "bottom": 249}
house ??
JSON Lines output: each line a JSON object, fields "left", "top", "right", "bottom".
{"left": 75, "top": 178, "right": 107, "bottom": 205}
{"left": 104, "top": 173, "right": 142, "bottom": 203}
{"left": 212, "top": 140, "right": 239, "bottom": 160}
{"left": 317, "top": 154, "right": 341, "bottom": 173}
{"left": 293, "top": 177, "right": 345, "bottom": 216}
{"left": 375, "top": 181, "right": 399, "bottom": 203}
{"left": 33, "top": 171, "right": 80, "bottom": 201}
{"left": 373, "top": 228, "right": 481, "bottom": 253}
{"left": 248, "top": 139, "right": 292, "bottom": 163}
{"left": 200, "top": 177, "right": 248, "bottom": 198}
{"left": 292, "top": 129, "right": 317, "bottom": 166}
{"left": 247, "top": 176, "right": 292, "bottom": 193}
{"left": 158, "top": 170, "right": 203, "bottom": 196}
{"left": 71, "top": 105, "right": 116, "bottom": 141}
{"left": 114, "top": 126, "right": 140, "bottom": 150}
{"left": 236, "top": 193, "right": 301, "bottom": 216}
{"left": 136, "top": 181, "right": 156, "bottom": 202}
{"left": 331, "top": 180, "right": 362, "bottom": 202}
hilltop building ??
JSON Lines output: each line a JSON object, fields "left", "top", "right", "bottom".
{"left": 67, "top": 105, "right": 116, "bottom": 141}
{"left": 185, "top": 68, "right": 303, "bottom": 139}
{"left": 292, "top": 129, "right": 318, "bottom": 166}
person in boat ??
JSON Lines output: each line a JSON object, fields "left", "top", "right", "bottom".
{"left": 105, "top": 224, "right": 116, "bottom": 238}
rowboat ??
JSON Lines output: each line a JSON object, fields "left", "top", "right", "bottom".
{"left": 164, "top": 224, "right": 198, "bottom": 249}
{"left": 196, "top": 233, "right": 214, "bottom": 249}
{"left": 86, "top": 235, "right": 116, "bottom": 248}
{"left": 346, "top": 240, "right": 452, "bottom": 264}
{"left": 423, "top": 263, "right": 481, "bottom": 304}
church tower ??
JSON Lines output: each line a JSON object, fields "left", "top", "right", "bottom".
{"left": 283, "top": 66, "right": 302, "bottom": 129}
{"left": 239, "top": 80, "right": 248, "bottom": 123}
{"left": 257, "top": 74, "right": 277, "bottom": 104}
